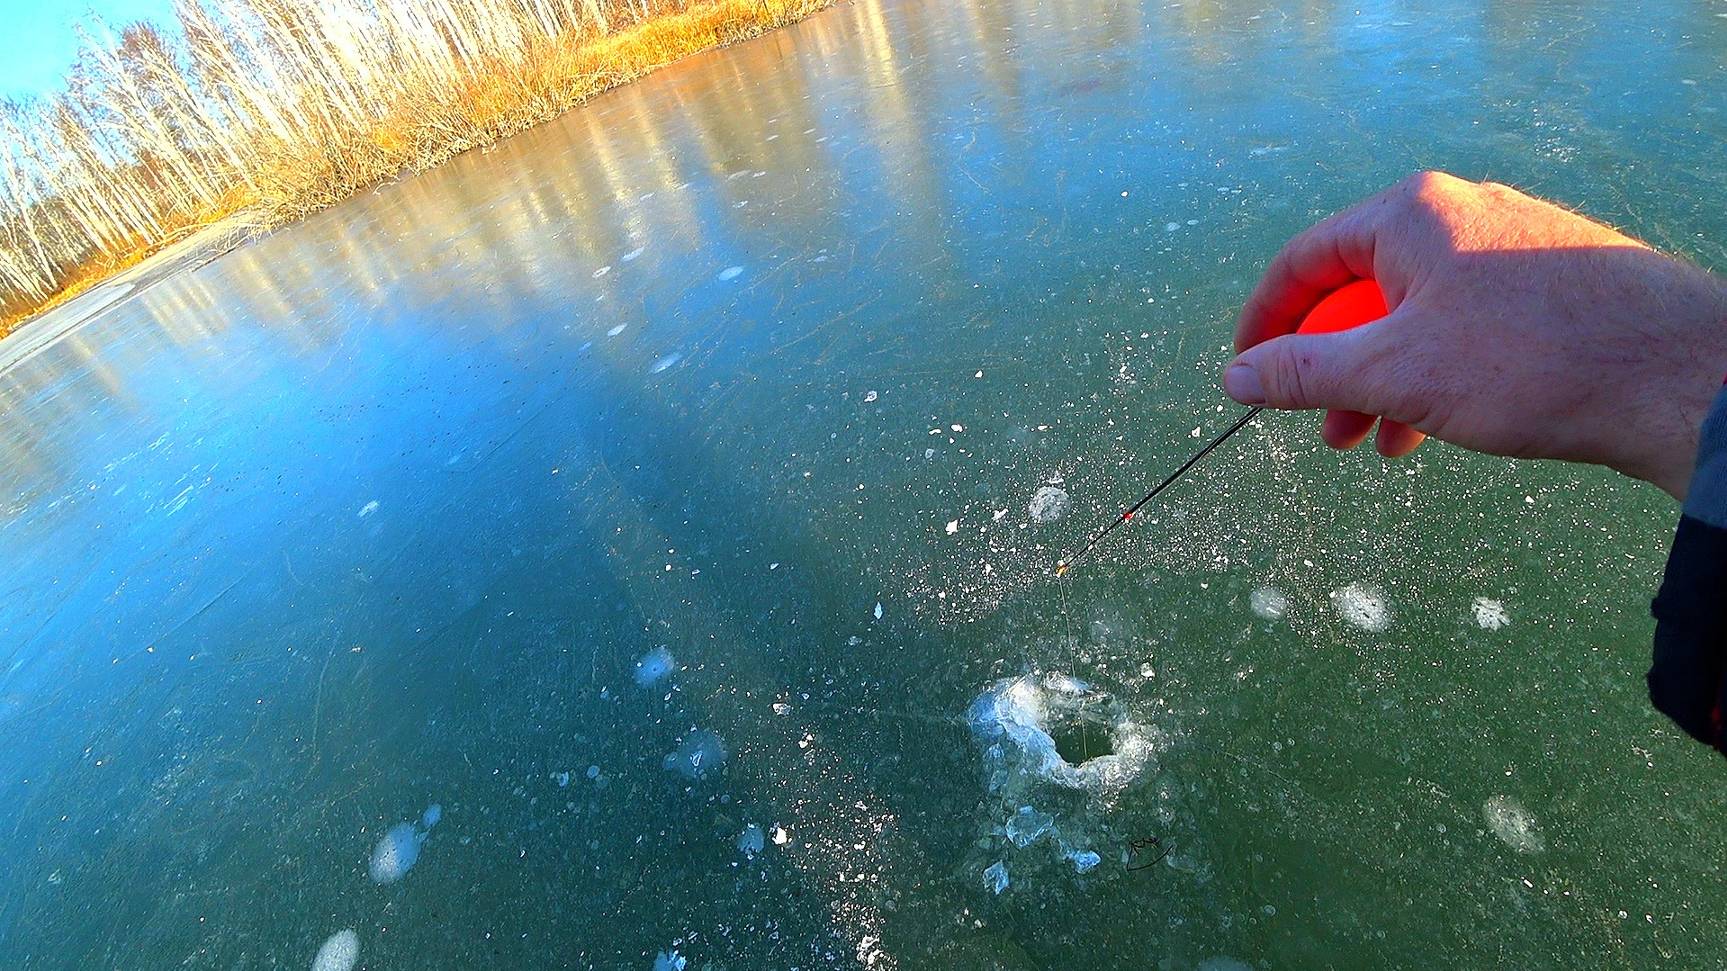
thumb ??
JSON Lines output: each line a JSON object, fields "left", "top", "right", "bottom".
{"left": 1222, "top": 327, "right": 1391, "bottom": 414}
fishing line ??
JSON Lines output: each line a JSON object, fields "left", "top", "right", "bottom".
{"left": 1055, "top": 405, "right": 1261, "bottom": 577}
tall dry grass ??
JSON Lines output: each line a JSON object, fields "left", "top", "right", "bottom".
{"left": 0, "top": 0, "right": 830, "bottom": 333}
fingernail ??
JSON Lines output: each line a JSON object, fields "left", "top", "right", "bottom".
{"left": 1224, "top": 364, "right": 1264, "bottom": 405}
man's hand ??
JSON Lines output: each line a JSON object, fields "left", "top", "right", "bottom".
{"left": 1225, "top": 171, "right": 1727, "bottom": 499}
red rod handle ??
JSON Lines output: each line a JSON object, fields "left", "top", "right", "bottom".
{"left": 1296, "top": 278, "right": 1387, "bottom": 335}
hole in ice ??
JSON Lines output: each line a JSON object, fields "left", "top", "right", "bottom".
{"left": 1050, "top": 715, "right": 1114, "bottom": 766}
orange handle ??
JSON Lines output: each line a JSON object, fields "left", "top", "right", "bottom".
{"left": 1296, "top": 278, "right": 1387, "bottom": 335}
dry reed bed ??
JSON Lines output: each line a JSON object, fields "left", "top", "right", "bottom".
{"left": 0, "top": 0, "right": 830, "bottom": 335}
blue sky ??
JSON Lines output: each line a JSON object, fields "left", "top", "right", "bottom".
{"left": 1, "top": 0, "right": 178, "bottom": 98}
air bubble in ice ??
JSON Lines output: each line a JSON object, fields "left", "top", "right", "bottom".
{"left": 1330, "top": 583, "right": 1391, "bottom": 632}
{"left": 663, "top": 729, "right": 727, "bottom": 781}
{"left": 1028, "top": 486, "right": 1071, "bottom": 524}
{"left": 311, "top": 929, "right": 359, "bottom": 971}
{"left": 634, "top": 646, "right": 676, "bottom": 687}
{"left": 649, "top": 353, "right": 681, "bottom": 374}
{"left": 368, "top": 818, "right": 431, "bottom": 884}
{"left": 1471, "top": 597, "right": 1510, "bottom": 630}
{"left": 1483, "top": 795, "right": 1544, "bottom": 853}
{"left": 738, "top": 823, "right": 765, "bottom": 857}
{"left": 1249, "top": 586, "right": 1288, "bottom": 621}
{"left": 717, "top": 266, "right": 744, "bottom": 281}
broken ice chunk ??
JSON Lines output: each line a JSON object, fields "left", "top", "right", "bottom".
{"left": 1066, "top": 848, "right": 1101, "bottom": 873}
{"left": 1005, "top": 805, "right": 1053, "bottom": 847}
{"left": 983, "top": 861, "right": 1010, "bottom": 894}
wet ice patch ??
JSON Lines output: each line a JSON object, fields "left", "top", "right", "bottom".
{"left": 1249, "top": 586, "right": 1288, "bottom": 621}
{"left": 1330, "top": 583, "right": 1392, "bottom": 632}
{"left": 649, "top": 352, "right": 681, "bottom": 374}
{"left": 1471, "top": 597, "right": 1510, "bottom": 630}
{"left": 717, "top": 265, "right": 744, "bottom": 281}
{"left": 368, "top": 804, "right": 441, "bottom": 884}
{"left": 311, "top": 929, "right": 359, "bottom": 971}
{"left": 663, "top": 729, "right": 727, "bottom": 781}
{"left": 1483, "top": 794, "right": 1544, "bottom": 853}
{"left": 1028, "top": 486, "right": 1071, "bottom": 524}
{"left": 634, "top": 646, "right": 676, "bottom": 687}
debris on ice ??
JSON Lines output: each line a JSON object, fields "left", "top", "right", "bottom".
{"left": 1330, "top": 582, "right": 1392, "bottom": 632}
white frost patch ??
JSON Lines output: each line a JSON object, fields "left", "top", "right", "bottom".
{"left": 311, "top": 929, "right": 359, "bottom": 971}
{"left": 1028, "top": 486, "right": 1071, "bottom": 524}
{"left": 357, "top": 500, "right": 379, "bottom": 518}
{"left": 945, "top": 520, "right": 960, "bottom": 535}
{"left": 1483, "top": 794, "right": 1544, "bottom": 853}
{"left": 1330, "top": 582, "right": 1392, "bottom": 632}
{"left": 634, "top": 646, "right": 676, "bottom": 687}
{"left": 717, "top": 266, "right": 744, "bottom": 281}
{"left": 649, "top": 353, "right": 681, "bottom": 374}
{"left": 1471, "top": 597, "right": 1510, "bottom": 630}
{"left": 606, "top": 323, "right": 627, "bottom": 337}
{"left": 1249, "top": 586, "right": 1288, "bottom": 621}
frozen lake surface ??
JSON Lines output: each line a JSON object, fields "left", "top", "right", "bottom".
{"left": 3, "top": 0, "right": 1727, "bottom": 966}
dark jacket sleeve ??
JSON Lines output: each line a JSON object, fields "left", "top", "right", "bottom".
{"left": 1650, "top": 385, "right": 1727, "bottom": 754}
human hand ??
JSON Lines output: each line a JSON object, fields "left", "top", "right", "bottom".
{"left": 1225, "top": 171, "right": 1727, "bottom": 499}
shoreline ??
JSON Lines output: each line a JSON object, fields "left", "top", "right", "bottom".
{"left": 0, "top": 0, "right": 833, "bottom": 340}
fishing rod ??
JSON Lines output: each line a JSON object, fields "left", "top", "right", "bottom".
{"left": 1054, "top": 278, "right": 1387, "bottom": 578}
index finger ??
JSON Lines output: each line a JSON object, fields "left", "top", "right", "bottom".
{"left": 1235, "top": 193, "right": 1389, "bottom": 352}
